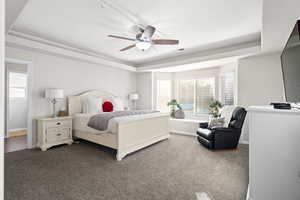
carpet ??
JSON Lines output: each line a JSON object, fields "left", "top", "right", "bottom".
{"left": 5, "top": 134, "right": 249, "bottom": 200}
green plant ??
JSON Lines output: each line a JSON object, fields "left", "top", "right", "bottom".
{"left": 167, "top": 99, "right": 182, "bottom": 117}
{"left": 208, "top": 99, "right": 223, "bottom": 118}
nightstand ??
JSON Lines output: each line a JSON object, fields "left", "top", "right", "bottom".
{"left": 37, "top": 116, "right": 73, "bottom": 151}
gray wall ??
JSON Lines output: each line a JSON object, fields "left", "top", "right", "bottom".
{"left": 6, "top": 62, "right": 28, "bottom": 131}
{"left": 6, "top": 46, "right": 137, "bottom": 145}
{"left": 238, "top": 52, "right": 285, "bottom": 141}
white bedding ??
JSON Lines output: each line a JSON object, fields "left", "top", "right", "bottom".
{"left": 73, "top": 112, "right": 168, "bottom": 135}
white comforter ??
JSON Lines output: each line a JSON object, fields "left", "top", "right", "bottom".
{"left": 73, "top": 112, "right": 168, "bottom": 134}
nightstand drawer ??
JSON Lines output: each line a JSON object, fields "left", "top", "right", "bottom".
{"left": 46, "top": 127, "right": 70, "bottom": 143}
{"left": 46, "top": 120, "right": 71, "bottom": 128}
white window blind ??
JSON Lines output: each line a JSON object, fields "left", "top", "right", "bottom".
{"left": 221, "top": 72, "right": 235, "bottom": 105}
{"left": 156, "top": 80, "right": 172, "bottom": 113}
{"left": 177, "top": 78, "right": 215, "bottom": 114}
{"left": 9, "top": 72, "right": 27, "bottom": 98}
{"left": 195, "top": 78, "right": 215, "bottom": 114}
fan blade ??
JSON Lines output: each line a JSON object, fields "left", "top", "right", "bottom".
{"left": 152, "top": 39, "right": 179, "bottom": 45}
{"left": 120, "top": 44, "right": 136, "bottom": 51}
{"left": 141, "top": 25, "right": 156, "bottom": 40}
{"left": 108, "top": 35, "right": 135, "bottom": 41}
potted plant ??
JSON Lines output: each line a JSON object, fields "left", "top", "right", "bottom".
{"left": 208, "top": 99, "right": 223, "bottom": 118}
{"left": 167, "top": 99, "right": 185, "bottom": 119}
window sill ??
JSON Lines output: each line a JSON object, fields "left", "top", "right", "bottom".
{"left": 170, "top": 118, "right": 206, "bottom": 123}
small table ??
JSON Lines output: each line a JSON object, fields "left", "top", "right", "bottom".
{"left": 37, "top": 116, "right": 73, "bottom": 151}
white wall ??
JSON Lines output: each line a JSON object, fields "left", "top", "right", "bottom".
{"left": 6, "top": 46, "right": 137, "bottom": 145}
{"left": 238, "top": 52, "right": 285, "bottom": 142}
{"left": 6, "top": 62, "right": 28, "bottom": 131}
{"left": 136, "top": 72, "right": 153, "bottom": 110}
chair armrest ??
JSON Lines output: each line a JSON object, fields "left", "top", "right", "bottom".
{"left": 211, "top": 127, "right": 236, "bottom": 133}
{"left": 199, "top": 122, "right": 209, "bottom": 128}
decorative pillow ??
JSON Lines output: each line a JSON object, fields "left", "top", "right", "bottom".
{"left": 220, "top": 106, "right": 236, "bottom": 127}
{"left": 83, "top": 97, "right": 103, "bottom": 114}
{"left": 112, "top": 97, "right": 124, "bottom": 111}
{"left": 208, "top": 117, "right": 225, "bottom": 128}
{"left": 102, "top": 101, "right": 114, "bottom": 112}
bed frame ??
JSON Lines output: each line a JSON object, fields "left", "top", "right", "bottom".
{"left": 68, "top": 90, "right": 170, "bottom": 161}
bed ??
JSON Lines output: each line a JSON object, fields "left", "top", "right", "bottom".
{"left": 68, "top": 90, "right": 170, "bottom": 161}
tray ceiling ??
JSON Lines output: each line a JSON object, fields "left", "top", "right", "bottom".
{"left": 11, "top": 0, "right": 262, "bottom": 66}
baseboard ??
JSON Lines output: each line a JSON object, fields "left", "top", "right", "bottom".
{"left": 239, "top": 140, "right": 249, "bottom": 145}
{"left": 8, "top": 128, "right": 27, "bottom": 132}
{"left": 170, "top": 130, "right": 197, "bottom": 137}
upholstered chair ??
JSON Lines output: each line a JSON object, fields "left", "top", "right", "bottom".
{"left": 197, "top": 107, "right": 247, "bottom": 150}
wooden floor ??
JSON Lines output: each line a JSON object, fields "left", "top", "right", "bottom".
{"left": 5, "top": 136, "right": 27, "bottom": 153}
{"left": 5, "top": 130, "right": 27, "bottom": 153}
{"left": 9, "top": 130, "right": 27, "bottom": 137}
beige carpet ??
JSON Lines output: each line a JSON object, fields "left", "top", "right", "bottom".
{"left": 5, "top": 134, "right": 249, "bottom": 200}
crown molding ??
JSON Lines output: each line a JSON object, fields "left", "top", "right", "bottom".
{"left": 136, "top": 39, "right": 261, "bottom": 71}
{"left": 6, "top": 30, "right": 261, "bottom": 73}
{"left": 6, "top": 31, "right": 136, "bottom": 72}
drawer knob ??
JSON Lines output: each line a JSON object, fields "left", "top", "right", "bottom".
{"left": 56, "top": 122, "right": 61, "bottom": 125}
{"left": 57, "top": 133, "right": 62, "bottom": 136}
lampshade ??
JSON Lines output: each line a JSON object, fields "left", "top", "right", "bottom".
{"left": 129, "top": 93, "right": 139, "bottom": 100}
{"left": 45, "top": 88, "right": 64, "bottom": 99}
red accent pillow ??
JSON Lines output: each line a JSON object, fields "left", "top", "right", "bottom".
{"left": 102, "top": 101, "right": 114, "bottom": 112}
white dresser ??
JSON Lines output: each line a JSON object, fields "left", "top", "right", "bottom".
{"left": 37, "top": 116, "right": 73, "bottom": 151}
{"left": 248, "top": 106, "right": 300, "bottom": 200}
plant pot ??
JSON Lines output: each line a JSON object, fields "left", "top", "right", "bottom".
{"left": 174, "top": 109, "right": 185, "bottom": 119}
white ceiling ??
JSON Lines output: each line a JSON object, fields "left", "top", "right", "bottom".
{"left": 10, "top": 0, "right": 262, "bottom": 67}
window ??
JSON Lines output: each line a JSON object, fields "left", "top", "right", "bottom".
{"left": 177, "top": 78, "right": 215, "bottom": 114}
{"left": 177, "top": 80, "right": 194, "bottom": 111}
{"left": 156, "top": 80, "right": 171, "bottom": 113}
{"left": 195, "top": 78, "right": 215, "bottom": 113}
{"left": 221, "top": 72, "right": 235, "bottom": 105}
{"left": 9, "top": 72, "right": 27, "bottom": 98}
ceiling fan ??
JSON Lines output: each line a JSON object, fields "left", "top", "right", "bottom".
{"left": 108, "top": 25, "right": 179, "bottom": 51}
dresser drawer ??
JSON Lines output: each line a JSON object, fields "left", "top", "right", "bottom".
{"left": 46, "top": 127, "right": 70, "bottom": 143}
{"left": 46, "top": 119, "right": 71, "bottom": 128}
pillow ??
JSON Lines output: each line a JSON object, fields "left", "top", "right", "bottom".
{"left": 83, "top": 97, "right": 103, "bottom": 114}
{"left": 208, "top": 117, "right": 225, "bottom": 128}
{"left": 102, "top": 101, "right": 114, "bottom": 112}
{"left": 112, "top": 97, "right": 124, "bottom": 111}
{"left": 220, "top": 106, "right": 236, "bottom": 127}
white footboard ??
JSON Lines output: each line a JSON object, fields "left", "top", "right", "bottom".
{"left": 116, "top": 115, "right": 170, "bottom": 161}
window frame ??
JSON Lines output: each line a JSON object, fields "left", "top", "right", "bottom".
{"left": 156, "top": 79, "right": 172, "bottom": 113}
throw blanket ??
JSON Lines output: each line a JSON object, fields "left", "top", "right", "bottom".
{"left": 87, "top": 110, "right": 159, "bottom": 131}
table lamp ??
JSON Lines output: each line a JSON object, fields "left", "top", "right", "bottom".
{"left": 45, "top": 88, "right": 64, "bottom": 117}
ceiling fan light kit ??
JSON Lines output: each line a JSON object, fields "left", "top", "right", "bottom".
{"left": 135, "top": 40, "right": 151, "bottom": 51}
{"left": 108, "top": 25, "right": 179, "bottom": 52}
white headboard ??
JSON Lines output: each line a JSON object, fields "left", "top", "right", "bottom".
{"left": 68, "top": 90, "right": 118, "bottom": 115}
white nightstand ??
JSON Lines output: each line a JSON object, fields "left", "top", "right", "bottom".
{"left": 37, "top": 116, "right": 73, "bottom": 151}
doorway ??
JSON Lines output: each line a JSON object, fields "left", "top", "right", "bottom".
{"left": 4, "top": 59, "right": 33, "bottom": 152}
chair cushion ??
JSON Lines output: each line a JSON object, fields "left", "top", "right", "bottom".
{"left": 197, "top": 128, "right": 213, "bottom": 140}
{"left": 229, "top": 107, "right": 247, "bottom": 129}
